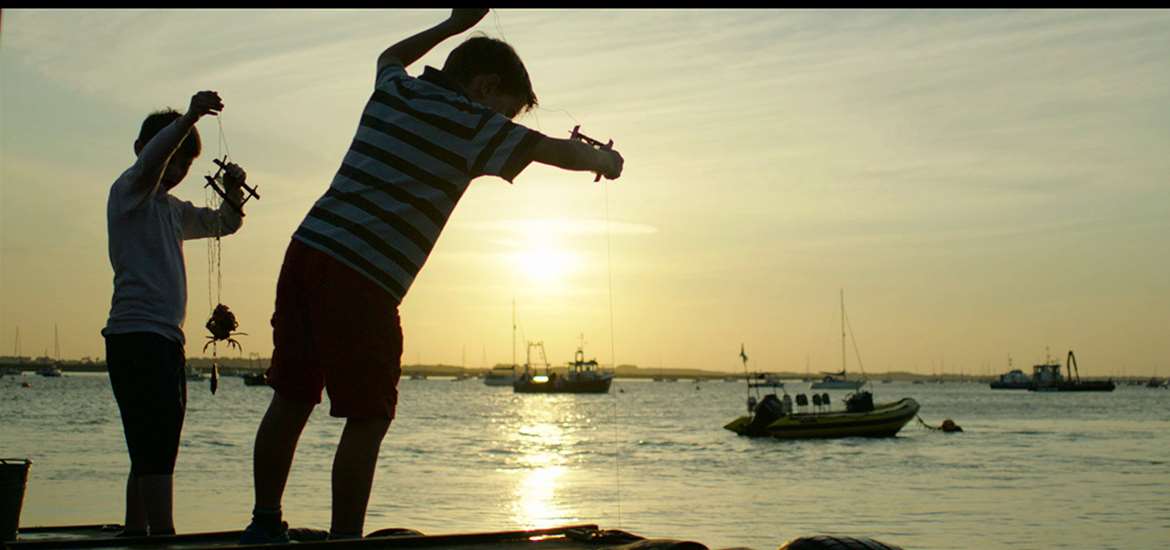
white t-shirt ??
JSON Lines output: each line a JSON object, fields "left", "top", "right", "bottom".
{"left": 103, "top": 118, "right": 243, "bottom": 345}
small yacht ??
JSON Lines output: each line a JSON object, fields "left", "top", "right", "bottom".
{"left": 483, "top": 365, "right": 518, "bottom": 387}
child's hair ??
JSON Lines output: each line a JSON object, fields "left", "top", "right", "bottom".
{"left": 137, "top": 109, "right": 201, "bottom": 158}
{"left": 442, "top": 35, "right": 538, "bottom": 114}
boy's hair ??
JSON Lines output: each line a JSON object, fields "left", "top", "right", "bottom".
{"left": 137, "top": 109, "right": 201, "bottom": 158}
{"left": 442, "top": 35, "right": 538, "bottom": 114}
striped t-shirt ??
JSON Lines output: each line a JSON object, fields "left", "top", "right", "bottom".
{"left": 293, "top": 62, "right": 545, "bottom": 303}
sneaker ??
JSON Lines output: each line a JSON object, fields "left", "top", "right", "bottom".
{"left": 239, "top": 520, "right": 290, "bottom": 545}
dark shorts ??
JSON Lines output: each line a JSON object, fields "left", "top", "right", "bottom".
{"left": 105, "top": 332, "right": 187, "bottom": 476}
{"left": 267, "top": 239, "right": 403, "bottom": 419}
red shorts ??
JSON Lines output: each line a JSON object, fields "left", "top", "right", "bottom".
{"left": 267, "top": 239, "right": 403, "bottom": 419}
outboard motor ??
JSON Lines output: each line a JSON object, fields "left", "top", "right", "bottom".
{"left": 747, "top": 394, "right": 785, "bottom": 435}
{"left": 796, "top": 393, "right": 809, "bottom": 407}
{"left": 845, "top": 391, "right": 875, "bottom": 413}
{"left": 820, "top": 393, "right": 831, "bottom": 406}
{"left": 812, "top": 394, "right": 823, "bottom": 407}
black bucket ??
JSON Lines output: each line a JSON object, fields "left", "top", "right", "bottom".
{"left": 1, "top": 458, "right": 31, "bottom": 541}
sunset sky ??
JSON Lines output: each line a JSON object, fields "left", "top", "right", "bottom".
{"left": 2, "top": 9, "right": 1168, "bottom": 376}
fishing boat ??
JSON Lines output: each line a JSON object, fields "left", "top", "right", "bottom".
{"left": 809, "top": 291, "right": 866, "bottom": 391}
{"left": 514, "top": 340, "right": 613, "bottom": 394}
{"left": 4, "top": 522, "right": 903, "bottom": 549}
{"left": 1028, "top": 350, "right": 1115, "bottom": 392}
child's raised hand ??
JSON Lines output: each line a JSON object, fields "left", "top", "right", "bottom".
{"left": 187, "top": 91, "right": 223, "bottom": 119}
{"left": 447, "top": 9, "right": 490, "bottom": 33}
{"left": 222, "top": 162, "right": 247, "bottom": 193}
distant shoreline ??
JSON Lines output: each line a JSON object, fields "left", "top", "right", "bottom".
{"left": 0, "top": 357, "right": 1140, "bottom": 383}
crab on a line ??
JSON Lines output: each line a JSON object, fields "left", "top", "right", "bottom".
{"left": 204, "top": 303, "right": 248, "bottom": 353}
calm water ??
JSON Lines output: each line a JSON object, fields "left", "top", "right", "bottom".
{"left": 2, "top": 373, "right": 1168, "bottom": 549}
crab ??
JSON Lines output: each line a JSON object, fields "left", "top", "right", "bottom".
{"left": 204, "top": 303, "right": 248, "bottom": 353}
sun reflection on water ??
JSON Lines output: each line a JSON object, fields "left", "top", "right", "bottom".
{"left": 507, "top": 397, "right": 581, "bottom": 528}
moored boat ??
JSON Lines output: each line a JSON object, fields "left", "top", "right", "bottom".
{"left": 34, "top": 365, "right": 61, "bottom": 378}
{"left": 725, "top": 392, "right": 920, "bottom": 439}
{"left": 809, "top": 290, "right": 866, "bottom": 391}
{"left": 989, "top": 358, "right": 1030, "bottom": 390}
{"left": 514, "top": 340, "right": 613, "bottom": 394}
{"left": 810, "top": 374, "right": 863, "bottom": 390}
{"left": 1027, "top": 350, "right": 1114, "bottom": 392}
{"left": 483, "top": 365, "right": 517, "bottom": 387}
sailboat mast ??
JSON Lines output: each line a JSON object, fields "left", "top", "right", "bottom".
{"left": 54, "top": 323, "right": 60, "bottom": 362}
{"left": 841, "top": 289, "right": 846, "bottom": 376}
{"left": 512, "top": 299, "right": 517, "bottom": 369}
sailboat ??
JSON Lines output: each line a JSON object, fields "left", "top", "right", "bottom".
{"left": 810, "top": 290, "right": 865, "bottom": 390}
{"left": 487, "top": 300, "right": 522, "bottom": 387}
{"left": 36, "top": 325, "right": 64, "bottom": 377}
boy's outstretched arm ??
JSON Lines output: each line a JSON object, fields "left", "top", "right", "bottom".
{"left": 377, "top": 9, "right": 489, "bottom": 72}
{"left": 177, "top": 163, "right": 246, "bottom": 241}
{"left": 531, "top": 137, "right": 624, "bottom": 181}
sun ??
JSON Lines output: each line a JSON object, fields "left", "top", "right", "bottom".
{"left": 509, "top": 235, "right": 580, "bottom": 288}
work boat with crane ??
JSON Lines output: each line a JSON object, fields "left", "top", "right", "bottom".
{"left": 1028, "top": 350, "right": 1115, "bottom": 392}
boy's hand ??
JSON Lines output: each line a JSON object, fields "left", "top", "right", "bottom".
{"left": 446, "top": 9, "right": 490, "bottom": 33}
{"left": 186, "top": 91, "right": 223, "bottom": 120}
{"left": 221, "top": 162, "right": 246, "bottom": 194}
{"left": 598, "top": 149, "right": 624, "bottom": 181}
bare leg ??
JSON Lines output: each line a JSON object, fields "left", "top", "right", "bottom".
{"left": 330, "top": 416, "right": 391, "bottom": 536}
{"left": 253, "top": 392, "right": 315, "bottom": 509}
{"left": 138, "top": 474, "right": 175, "bottom": 534}
{"left": 123, "top": 473, "right": 147, "bottom": 533}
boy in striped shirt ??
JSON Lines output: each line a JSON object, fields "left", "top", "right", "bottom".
{"left": 243, "top": 9, "right": 623, "bottom": 542}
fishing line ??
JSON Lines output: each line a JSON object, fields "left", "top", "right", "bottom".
{"left": 206, "top": 115, "right": 230, "bottom": 371}
{"left": 494, "top": 6, "right": 623, "bottom": 526}
{"left": 491, "top": 8, "right": 508, "bottom": 43}
{"left": 604, "top": 167, "right": 622, "bottom": 529}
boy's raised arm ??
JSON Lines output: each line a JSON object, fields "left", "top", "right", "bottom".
{"left": 531, "top": 137, "right": 624, "bottom": 181}
{"left": 128, "top": 91, "right": 223, "bottom": 199}
{"left": 377, "top": 9, "right": 489, "bottom": 72}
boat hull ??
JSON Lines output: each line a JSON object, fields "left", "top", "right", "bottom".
{"left": 483, "top": 375, "right": 515, "bottom": 387}
{"left": 724, "top": 398, "right": 920, "bottom": 439}
{"left": 810, "top": 379, "right": 864, "bottom": 390}
{"left": 514, "top": 377, "right": 612, "bottom": 394}
{"left": 1029, "top": 381, "right": 1115, "bottom": 392}
{"left": 989, "top": 381, "right": 1030, "bottom": 390}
